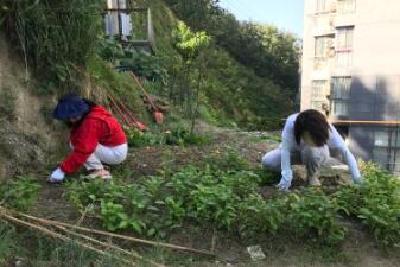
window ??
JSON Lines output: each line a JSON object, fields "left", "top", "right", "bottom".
{"left": 336, "top": 26, "right": 354, "bottom": 67}
{"left": 315, "top": 37, "right": 327, "bottom": 58}
{"left": 311, "top": 80, "right": 328, "bottom": 112}
{"left": 374, "top": 131, "right": 389, "bottom": 147}
{"left": 337, "top": 0, "right": 356, "bottom": 13}
{"left": 331, "top": 77, "right": 351, "bottom": 99}
{"left": 332, "top": 101, "right": 349, "bottom": 116}
{"left": 312, "top": 80, "right": 327, "bottom": 97}
{"left": 316, "top": 0, "right": 328, "bottom": 13}
{"left": 373, "top": 128, "right": 400, "bottom": 174}
{"left": 331, "top": 77, "right": 351, "bottom": 116}
{"left": 336, "top": 26, "right": 354, "bottom": 51}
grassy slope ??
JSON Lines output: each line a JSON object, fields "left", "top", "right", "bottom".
{"left": 136, "top": 0, "right": 292, "bottom": 129}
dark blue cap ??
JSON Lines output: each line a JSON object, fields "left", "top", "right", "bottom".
{"left": 53, "top": 94, "right": 90, "bottom": 120}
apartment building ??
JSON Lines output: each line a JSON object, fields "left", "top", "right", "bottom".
{"left": 301, "top": 0, "right": 400, "bottom": 173}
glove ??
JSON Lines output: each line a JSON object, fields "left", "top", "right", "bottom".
{"left": 49, "top": 168, "right": 65, "bottom": 182}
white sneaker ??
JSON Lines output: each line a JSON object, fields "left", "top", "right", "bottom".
{"left": 87, "top": 169, "right": 113, "bottom": 180}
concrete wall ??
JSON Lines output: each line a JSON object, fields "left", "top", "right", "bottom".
{"left": 301, "top": 0, "right": 400, "bottom": 171}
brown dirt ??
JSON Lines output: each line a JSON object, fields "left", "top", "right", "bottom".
{"left": 0, "top": 33, "right": 67, "bottom": 181}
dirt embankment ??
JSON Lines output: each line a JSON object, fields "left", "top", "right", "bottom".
{"left": 0, "top": 33, "right": 66, "bottom": 181}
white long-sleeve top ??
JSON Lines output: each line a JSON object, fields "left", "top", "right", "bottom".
{"left": 280, "top": 113, "right": 361, "bottom": 186}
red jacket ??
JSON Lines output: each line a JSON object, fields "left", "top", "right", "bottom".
{"left": 60, "top": 106, "right": 127, "bottom": 174}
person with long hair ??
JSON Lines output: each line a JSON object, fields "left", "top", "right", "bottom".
{"left": 48, "top": 94, "right": 128, "bottom": 183}
{"left": 262, "top": 109, "right": 362, "bottom": 191}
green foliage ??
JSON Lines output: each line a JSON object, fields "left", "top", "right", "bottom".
{"left": 98, "top": 38, "right": 169, "bottom": 84}
{"left": 0, "top": 176, "right": 41, "bottom": 211}
{"left": 204, "top": 147, "right": 251, "bottom": 172}
{"left": 173, "top": 21, "right": 210, "bottom": 61}
{"left": 164, "top": 0, "right": 300, "bottom": 101}
{"left": 0, "top": 223, "right": 17, "bottom": 262}
{"left": 238, "top": 193, "right": 285, "bottom": 237}
{"left": 126, "top": 128, "right": 165, "bottom": 147}
{"left": 334, "top": 163, "right": 400, "bottom": 247}
{"left": 1, "top": 0, "right": 103, "bottom": 90}
{"left": 126, "top": 127, "right": 211, "bottom": 147}
{"left": 286, "top": 189, "right": 346, "bottom": 244}
{"left": 66, "top": 164, "right": 349, "bottom": 245}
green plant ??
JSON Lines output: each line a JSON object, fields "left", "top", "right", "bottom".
{"left": 335, "top": 163, "right": 400, "bottom": 247}
{"left": 0, "top": 222, "right": 17, "bottom": 262}
{"left": 2, "top": 0, "right": 103, "bottom": 90}
{"left": 0, "top": 176, "right": 41, "bottom": 211}
{"left": 126, "top": 128, "right": 164, "bottom": 147}
{"left": 126, "top": 126, "right": 210, "bottom": 147}
{"left": 286, "top": 189, "right": 346, "bottom": 244}
{"left": 204, "top": 147, "right": 251, "bottom": 172}
{"left": 190, "top": 183, "right": 238, "bottom": 229}
{"left": 238, "top": 193, "right": 285, "bottom": 237}
{"left": 164, "top": 127, "right": 210, "bottom": 146}
{"left": 66, "top": 163, "right": 353, "bottom": 245}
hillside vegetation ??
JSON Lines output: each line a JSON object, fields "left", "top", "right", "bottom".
{"left": 1, "top": 0, "right": 299, "bottom": 130}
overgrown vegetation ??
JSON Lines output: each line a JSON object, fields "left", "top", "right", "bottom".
{"left": 0, "top": 176, "right": 41, "bottom": 211}
{"left": 126, "top": 126, "right": 211, "bottom": 147}
{"left": 1, "top": 0, "right": 298, "bottom": 130}
{"left": 1, "top": 0, "right": 103, "bottom": 92}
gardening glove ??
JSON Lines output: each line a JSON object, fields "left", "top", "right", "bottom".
{"left": 49, "top": 168, "right": 65, "bottom": 182}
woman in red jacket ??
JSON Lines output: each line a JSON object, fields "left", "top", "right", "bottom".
{"left": 48, "top": 94, "right": 128, "bottom": 183}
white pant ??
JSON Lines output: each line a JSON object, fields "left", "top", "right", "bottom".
{"left": 262, "top": 146, "right": 341, "bottom": 177}
{"left": 71, "top": 143, "right": 128, "bottom": 171}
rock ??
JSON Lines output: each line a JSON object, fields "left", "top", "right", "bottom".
{"left": 292, "top": 164, "right": 352, "bottom": 187}
{"left": 247, "top": 245, "right": 266, "bottom": 261}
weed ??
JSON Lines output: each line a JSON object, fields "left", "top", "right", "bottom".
{"left": 0, "top": 176, "right": 41, "bottom": 211}
{"left": 204, "top": 147, "right": 251, "bottom": 172}
{"left": 126, "top": 127, "right": 211, "bottom": 147}
{"left": 0, "top": 222, "right": 17, "bottom": 262}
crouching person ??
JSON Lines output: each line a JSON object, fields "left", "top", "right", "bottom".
{"left": 262, "top": 109, "right": 362, "bottom": 191}
{"left": 48, "top": 94, "right": 128, "bottom": 183}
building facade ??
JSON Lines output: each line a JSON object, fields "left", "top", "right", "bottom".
{"left": 301, "top": 0, "right": 400, "bottom": 173}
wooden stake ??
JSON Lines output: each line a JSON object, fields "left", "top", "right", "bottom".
{"left": 57, "top": 226, "right": 165, "bottom": 267}
{"left": 0, "top": 212, "right": 134, "bottom": 266}
{"left": 8, "top": 209, "right": 215, "bottom": 257}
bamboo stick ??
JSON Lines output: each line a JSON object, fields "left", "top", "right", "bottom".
{"left": 57, "top": 226, "right": 165, "bottom": 267}
{"left": 0, "top": 212, "right": 134, "bottom": 266}
{"left": 12, "top": 210, "right": 215, "bottom": 257}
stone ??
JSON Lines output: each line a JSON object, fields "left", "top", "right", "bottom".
{"left": 292, "top": 164, "right": 352, "bottom": 187}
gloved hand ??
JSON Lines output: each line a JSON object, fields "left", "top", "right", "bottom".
{"left": 48, "top": 168, "right": 65, "bottom": 183}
